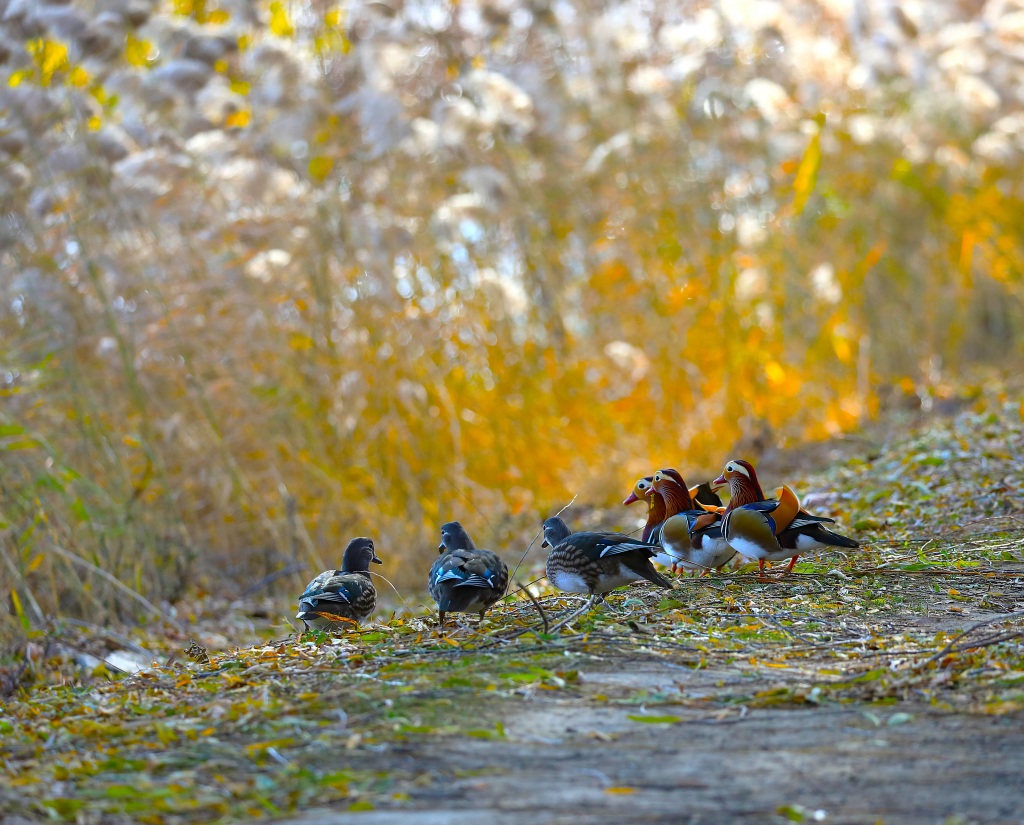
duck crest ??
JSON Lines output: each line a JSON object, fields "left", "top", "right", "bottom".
{"left": 656, "top": 470, "right": 695, "bottom": 515}
{"left": 722, "top": 460, "right": 766, "bottom": 511}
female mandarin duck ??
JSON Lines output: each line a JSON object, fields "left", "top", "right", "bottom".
{"left": 428, "top": 521, "right": 509, "bottom": 625}
{"left": 296, "top": 537, "right": 382, "bottom": 629}
{"left": 649, "top": 469, "right": 734, "bottom": 574}
{"left": 715, "top": 459, "right": 858, "bottom": 581}
{"left": 541, "top": 516, "right": 672, "bottom": 605}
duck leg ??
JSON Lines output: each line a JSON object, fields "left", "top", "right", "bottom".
{"left": 757, "top": 559, "right": 771, "bottom": 583}
{"left": 782, "top": 556, "right": 800, "bottom": 576}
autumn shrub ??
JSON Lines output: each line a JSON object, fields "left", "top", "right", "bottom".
{"left": 2, "top": 0, "right": 1024, "bottom": 637}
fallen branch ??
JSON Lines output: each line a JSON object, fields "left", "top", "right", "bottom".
{"left": 919, "top": 609, "right": 1024, "bottom": 668}
{"left": 547, "top": 595, "right": 596, "bottom": 635}
{"left": 516, "top": 579, "right": 549, "bottom": 634}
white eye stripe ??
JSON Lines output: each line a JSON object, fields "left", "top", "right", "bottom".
{"left": 727, "top": 462, "right": 751, "bottom": 478}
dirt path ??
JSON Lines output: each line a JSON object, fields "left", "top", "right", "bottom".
{"left": 268, "top": 589, "right": 1024, "bottom": 825}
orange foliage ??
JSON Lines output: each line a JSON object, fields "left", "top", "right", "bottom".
{"left": 2, "top": 1, "right": 1024, "bottom": 625}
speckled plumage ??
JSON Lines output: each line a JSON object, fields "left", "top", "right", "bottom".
{"left": 296, "top": 537, "right": 382, "bottom": 629}
{"left": 541, "top": 517, "right": 672, "bottom": 595}
{"left": 429, "top": 522, "right": 509, "bottom": 624}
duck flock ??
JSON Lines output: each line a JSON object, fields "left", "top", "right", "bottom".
{"left": 295, "top": 458, "right": 859, "bottom": 630}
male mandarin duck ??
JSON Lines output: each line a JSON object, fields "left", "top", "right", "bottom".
{"left": 541, "top": 516, "right": 672, "bottom": 601}
{"left": 623, "top": 476, "right": 666, "bottom": 544}
{"left": 691, "top": 480, "right": 725, "bottom": 510}
{"left": 649, "top": 469, "right": 735, "bottom": 574}
{"left": 296, "top": 537, "right": 382, "bottom": 629}
{"left": 715, "top": 459, "right": 859, "bottom": 581}
{"left": 428, "top": 521, "right": 509, "bottom": 625}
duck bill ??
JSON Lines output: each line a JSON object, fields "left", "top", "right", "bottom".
{"left": 437, "top": 542, "right": 445, "bottom": 551}
{"left": 712, "top": 474, "right": 727, "bottom": 488}
{"left": 623, "top": 492, "right": 639, "bottom": 505}
{"left": 541, "top": 539, "right": 550, "bottom": 549}
{"left": 372, "top": 554, "right": 383, "bottom": 564}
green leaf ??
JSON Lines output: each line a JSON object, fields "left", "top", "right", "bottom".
{"left": 70, "top": 497, "right": 90, "bottom": 522}
{"left": 776, "top": 804, "right": 807, "bottom": 822}
{"left": 626, "top": 714, "right": 682, "bottom": 724}
{"left": 10, "top": 589, "right": 31, "bottom": 632}
{"left": 3, "top": 438, "right": 39, "bottom": 450}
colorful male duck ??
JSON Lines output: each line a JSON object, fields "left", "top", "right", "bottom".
{"left": 649, "top": 469, "right": 734, "bottom": 574}
{"left": 715, "top": 459, "right": 858, "bottom": 581}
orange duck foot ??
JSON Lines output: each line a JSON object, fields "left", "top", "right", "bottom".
{"left": 757, "top": 559, "right": 773, "bottom": 583}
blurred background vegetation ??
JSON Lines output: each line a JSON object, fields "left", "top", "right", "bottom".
{"left": 3, "top": 0, "right": 1024, "bottom": 635}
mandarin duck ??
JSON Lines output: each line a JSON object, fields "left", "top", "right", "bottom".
{"left": 296, "top": 537, "right": 382, "bottom": 629}
{"left": 715, "top": 459, "right": 859, "bottom": 581}
{"left": 428, "top": 521, "right": 509, "bottom": 625}
{"left": 649, "top": 469, "right": 734, "bottom": 574}
{"left": 623, "top": 475, "right": 721, "bottom": 568}
{"left": 541, "top": 516, "right": 672, "bottom": 605}
{"left": 691, "top": 481, "right": 724, "bottom": 509}
{"left": 623, "top": 476, "right": 665, "bottom": 543}
{"left": 623, "top": 475, "right": 677, "bottom": 569}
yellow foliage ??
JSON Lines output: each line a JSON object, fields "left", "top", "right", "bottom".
{"left": 68, "top": 66, "right": 90, "bottom": 88}
{"left": 764, "top": 360, "right": 786, "bottom": 386}
{"left": 225, "top": 109, "right": 251, "bottom": 129}
{"left": 26, "top": 38, "right": 69, "bottom": 86}
{"left": 173, "top": 0, "right": 222, "bottom": 22}
{"left": 269, "top": 2, "right": 295, "bottom": 38}
{"left": 308, "top": 156, "right": 334, "bottom": 181}
{"left": 125, "top": 35, "right": 157, "bottom": 68}
{"left": 791, "top": 115, "right": 824, "bottom": 216}
{"left": 6, "top": 0, "right": 1024, "bottom": 629}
